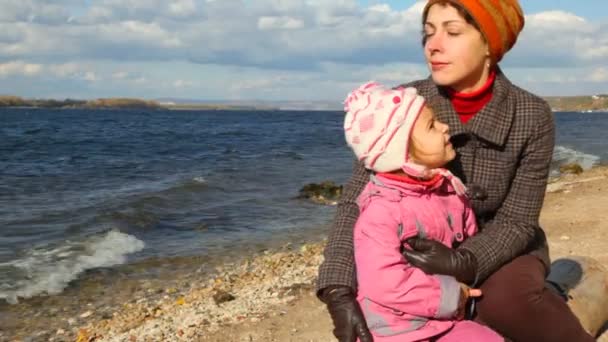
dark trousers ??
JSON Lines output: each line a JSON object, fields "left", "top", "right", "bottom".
{"left": 475, "top": 255, "right": 595, "bottom": 342}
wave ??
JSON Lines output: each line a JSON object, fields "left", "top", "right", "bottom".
{"left": 0, "top": 230, "right": 144, "bottom": 304}
{"left": 552, "top": 145, "right": 600, "bottom": 172}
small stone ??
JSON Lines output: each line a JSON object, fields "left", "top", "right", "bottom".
{"left": 546, "top": 183, "right": 564, "bottom": 193}
{"left": 195, "top": 223, "right": 209, "bottom": 231}
{"left": 80, "top": 310, "right": 93, "bottom": 318}
{"left": 560, "top": 235, "right": 571, "bottom": 241}
{"left": 212, "top": 289, "right": 235, "bottom": 305}
{"left": 56, "top": 329, "right": 65, "bottom": 335}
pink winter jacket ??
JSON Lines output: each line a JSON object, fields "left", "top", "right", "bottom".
{"left": 354, "top": 173, "right": 477, "bottom": 341}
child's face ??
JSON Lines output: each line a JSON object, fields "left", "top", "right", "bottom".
{"left": 409, "top": 106, "right": 456, "bottom": 169}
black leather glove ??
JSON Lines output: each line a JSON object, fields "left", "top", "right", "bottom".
{"left": 320, "top": 286, "right": 374, "bottom": 342}
{"left": 402, "top": 237, "right": 478, "bottom": 285}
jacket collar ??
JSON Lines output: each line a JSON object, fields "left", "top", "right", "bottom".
{"left": 423, "top": 67, "right": 515, "bottom": 147}
{"left": 372, "top": 173, "right": 455, "bottom": 197}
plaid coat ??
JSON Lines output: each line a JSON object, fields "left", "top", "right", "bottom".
{"left": 317, "top": 68, "right": 554, "bottom": 292}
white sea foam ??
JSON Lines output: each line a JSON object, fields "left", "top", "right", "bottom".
{"left": 553, "top": 145, "right": 600, "bottom": 171}
{"left": 0, "top": 230, "right": 144, "bottom": 304}
{"left": 192, "top": 176, "right": 207, "bottom": 184}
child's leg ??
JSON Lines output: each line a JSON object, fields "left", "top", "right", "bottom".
{"left": 434, "top": 321, "right": 503, "bottom": 342}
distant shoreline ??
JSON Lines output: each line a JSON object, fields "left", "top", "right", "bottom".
{"left": 0, "top": 96, "right": 163, "bottom": 110}
{"left": 163, "top": 104, "right": 280, "bottom": 111}
{"left": 1, "top": 94, "right": 607, "bottom": 112}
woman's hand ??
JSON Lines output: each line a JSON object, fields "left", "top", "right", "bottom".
{"left": 320, "top": 286, "right": 374, "bottom": 342}
{"left": 402, "top": 238, "right": 478, "bottom": 285}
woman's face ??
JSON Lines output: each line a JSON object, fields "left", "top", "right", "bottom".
{"left": 423, "top": 4, "right": 490, "bottom": 92}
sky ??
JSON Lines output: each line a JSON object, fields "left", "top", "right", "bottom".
{"left": 0, "top": 0, "right": 607, "bottom": 101}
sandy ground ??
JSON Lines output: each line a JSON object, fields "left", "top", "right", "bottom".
{"left": 203, "top": 166, "right": 608, "bottom": 342}
{"left": 5, "top": 167, "right": 608, "bottom": 342}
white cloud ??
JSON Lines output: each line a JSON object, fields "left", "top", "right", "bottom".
{"left": 0, "top": 0, "right": 73, "bottom": 25}
{"left": 98, "top": 20, "right": 182, "bottom": 48}
{"left": 0, "top": 60, "right": 42, "bottom": 77}
{"left": 172, "top": 79, "right": 194, "bottom": 88}
{"left": 587, "top": 67, "right": 608, "bottom": 82}
{"left": 111, "top": 71, "right": 129, "bottom": 80}
{"left": 526, "top": 11, "right": 587, "bottom": 28}
{"left": 47, "top": 63, "right": 82, "bottom": 78}
{"left": 2, "top": 0, "right": 603, "bottom": 71}
{"left": 168, "top": 0, "right": 197, "bottom": 17}
{"left": 0, "top": 1, "right": 607, "bottom": 99}
{"left": 258, "top": 16, "right": 304, "bottom": 30}
{"left": 82, "top": 71, "right": 98, "bottom": 82}
{"left": 506, "top": 11, "right": 608, "bottom": 67}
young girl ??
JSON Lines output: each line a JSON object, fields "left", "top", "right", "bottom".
{"left": 343, "top": 82, "right": 502, "bottom": 341}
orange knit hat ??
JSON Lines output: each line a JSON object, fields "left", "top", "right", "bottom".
{"left": 423, "top": 0, "right": 524, "bottom": 64}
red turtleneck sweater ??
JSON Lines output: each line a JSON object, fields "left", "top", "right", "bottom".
{"left": 448, "top": 70, "right": 496, "bottom": 124}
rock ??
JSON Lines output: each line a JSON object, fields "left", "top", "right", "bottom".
{"left": 560, "top": 235, "right": 571, "bottom": 241}
{"left": 546, "top": 182, "right": 565, "bottom": 193}
{"left": 195, "top": 223, "right": 209, "bottom": 231}
{"left": 278, "top": 283, "right": 314, "bottom": 298}
{"left": 80, "top": 310, "right": 93, "bottom": 318}
{"left": 297, "top": 181, "right": 342, "bottom": 205}
{"left": 547, "top": 256, "right": 608, "bottom": 337}
{"left": 560, "top": 163, "right": 584, "bottom": 175}
{"left": 212, "top": 290, "right": 236, "bottom": 305}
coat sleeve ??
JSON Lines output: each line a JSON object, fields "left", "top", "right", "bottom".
{"left": 316, "top": 159, "right": 370, "bottom": 293}
{"left": 459, "top": 102, "right": 555, "bottom": 281}
{"left": 355, "top": 201, "right": 461, "bottom": 319}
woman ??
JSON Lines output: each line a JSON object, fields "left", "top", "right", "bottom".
{"left": 317, "top": 1, "right": 595, "bottom": 341}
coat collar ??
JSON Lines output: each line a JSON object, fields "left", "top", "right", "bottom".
{"left": 422, "top": 67, "right": 515, "bottom": 147}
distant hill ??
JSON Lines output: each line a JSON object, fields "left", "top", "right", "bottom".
{"left": 0, "top": 95, "right": 162, "bottom": 110}
{"left": 544, "top": 95, "right": 608, "bottom": 112}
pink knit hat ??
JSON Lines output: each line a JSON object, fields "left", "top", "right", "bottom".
{"left": 344, "top": 81, "right": 426, "bottom": 173}
{"left": 344, "top": 81, "right": 467, "bottom": 196}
